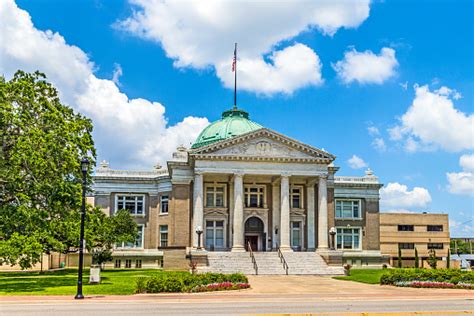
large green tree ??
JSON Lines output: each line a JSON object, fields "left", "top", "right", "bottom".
{"left": 0, "top": 71, "right": 97, "bottom": 269}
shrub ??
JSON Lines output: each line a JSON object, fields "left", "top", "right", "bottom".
{"left": 414, "top": 247, "right": 419, "bottom": 269}
{"left": 380, "top": 268, "right": 474, "bottom": 288}
{"left": 134, "top": 276, "right": 148, "bottom": 294}
{"left": 134, "top": 272, "right": 249, "bottom": 293}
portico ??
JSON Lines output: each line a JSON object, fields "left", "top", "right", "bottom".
{"left": 189, "top": 123, "right": 333, "bottom": 253}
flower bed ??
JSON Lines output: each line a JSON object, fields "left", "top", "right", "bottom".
{"left": 134, "top": 272, "right": 249, "bottom": 293}
{"left": 191, "top": 282, "right": 250, "bottom": 293}
{"left": 394, "top": 281, "right": 474, "bottom": 289}
{"left": 380, "top": 269, "right": 474, "bottom": 290}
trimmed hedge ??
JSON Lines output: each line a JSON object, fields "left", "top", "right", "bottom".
{"left": 380, "top": 269, "right": 474, "bottom": 286}
{"left": 135, "top": 272, "right": 249, "bottom": 293}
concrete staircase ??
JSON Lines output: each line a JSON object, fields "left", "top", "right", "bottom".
{"left": 199, "top": 251, "right": 344, "bottom": 275}
{"left": 282, "top": 252, "right": 344, "bottom": 275}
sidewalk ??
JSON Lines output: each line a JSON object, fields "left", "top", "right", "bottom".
{"left": 1, "top": 276, "right": 472, "bottom": 303}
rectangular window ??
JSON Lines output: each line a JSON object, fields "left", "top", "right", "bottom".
{"left": 205, "top": 185, "right": 225, "bottom": 207}
{"left": 428, "top": 243, "right": 444, "bottom": 249}
{"left": 335, "top": 200, "right": 360, "bottom": 219}
{"left": 205, "top": 220, "right": 225, "bottom": 249}
{"left": 291, "top": 221, "right": 301, "bottom": 248}
{"left": 160, "top": 195, "right": 169, "bottom": 214}
{"left": 398, "top": 243, "right": 415, "bottom": 249}
{"left": 291, "top": 187, "right": 302, "bottom": 209}
{"left": 117, "top": 225, "right": 144, "bottom": 249}
{"left": 116, "top": 195, "right": 145, "bottom": 216}
{"left": 160, "top": 225, "right": 168, "bottom": 248}
{"left": 244, "top": 186, "right": 265, "bottom": 208}
{"left": 336, "top": 227, "right": 361, "bottom": 250}
{"left": 125, "top": 259, "right": 132, "bottom": 268}
{"left": 398, "top": 225, "right": 414, "bottom": 231}
{"left": 114, "top": 259, "right": 121, "bottom": 268}
{"left": 135, "top": 259, "right": 142, "bottom": 269}
{"left": 427, "top": 225, "right": 443, "bottom": 232}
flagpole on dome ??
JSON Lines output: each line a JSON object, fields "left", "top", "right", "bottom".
{"left": 232, "top": 42, "right": 237, "bottom": 110}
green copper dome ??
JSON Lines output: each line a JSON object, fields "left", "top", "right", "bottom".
{"left": 191, "top": 107, "right": 263, "bottom": 149}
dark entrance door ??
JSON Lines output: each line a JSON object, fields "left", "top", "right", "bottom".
{"left": 244, "top": 217, "right": 264, "bottom": 251}
{"left": 245, "top": 235, "right": 258, "bottom": 251}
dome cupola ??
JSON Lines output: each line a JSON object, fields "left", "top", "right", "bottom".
{"left": 191, "top": 107, "right": 263, "bottom": 149}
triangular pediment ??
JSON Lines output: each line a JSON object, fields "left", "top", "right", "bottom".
{"left": 189, "top": 128, "right": 335, "bottom": 163}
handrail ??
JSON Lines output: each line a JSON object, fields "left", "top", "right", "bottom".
{"left": 276, "top": 243, "right": 289, "bottom": 275}
{"left": 247, "top": 241, "right": 258, "bottom": 275}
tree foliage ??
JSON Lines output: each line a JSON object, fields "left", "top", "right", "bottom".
{"left": 0, "top": 71, "right": 96, "bottom": 268}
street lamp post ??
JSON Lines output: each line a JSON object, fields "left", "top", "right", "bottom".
{"left": 75, "top": 157, "right": 89, "bottom": 299}
{"left": 196, "top": 226, "right": 203, "bottom": 250}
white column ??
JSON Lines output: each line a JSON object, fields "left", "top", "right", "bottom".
{"left": 231, "top": 173, "right": 245, "bottom": 252}
{"left": 272, "top": 180, "right": 280, "bottom": 249}
{"left": 318, "top": 175, "right": 329, "bottom": 250}
{"left": 192, "top": 172, "right": 204, "bottom": 248}
{"left": 279, "top": 174, "right": 292, "bottom": 252}
{"left": 307, "top": 179, "right": 316, "bottom": 251}
{"left": 228, "top": 179, "right": 234, "bottom": 249}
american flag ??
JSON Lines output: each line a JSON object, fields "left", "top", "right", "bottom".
{"left": 232, "top": 45, "right": 237, "bottom": 72}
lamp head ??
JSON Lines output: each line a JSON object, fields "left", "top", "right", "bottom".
{"left": 81, "top": 157, "right": 90, "bottom": 172}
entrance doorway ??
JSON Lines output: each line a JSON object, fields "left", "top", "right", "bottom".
{"left": 244, "top": 217, "right": 265, "bottom": 251}
{"left": 245, "top": 235, "right": 258, "bottom": 251}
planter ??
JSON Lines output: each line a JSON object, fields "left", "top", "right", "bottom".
{"left": 89, "top": 265, "right": 101, "bottom": 284}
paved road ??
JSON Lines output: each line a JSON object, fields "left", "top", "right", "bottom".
{"left": 1, "top": 298, "right": 473, "bottom": 315}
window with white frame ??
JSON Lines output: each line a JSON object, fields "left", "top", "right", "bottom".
{"left": 205, "top": 220, "right": 224, "bottom": 249}
{"left": 291, "top": 186, "right": 303, "bottom": 209}
{"left": 291, "top": 221, "right": 302, "bottom": 248}
{"left": 336, "top": 227, "right": 361, "bottom": 250}
{"left": 205, "top": 185, "right": 225, "bottom": 207}
{"left": 244, "top": 186, "right": 265, "bottom": 208}
{"left": 159, "top": 225, "right": 168, "bottom": 247}
{"left": 117, "top": 224, "right": 144, "bottom": 249}
{"left": 160, "top": 195, "right": 169, "bottom": 214}
{"left": 116, "top": 195, "right": 145, "bottom": 216}
{"left": 335, "top": 200, "right": 361, "bottom": 219}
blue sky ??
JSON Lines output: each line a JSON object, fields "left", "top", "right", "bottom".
{"left": 1, "top": 0, "right": 473, "bottom": 236}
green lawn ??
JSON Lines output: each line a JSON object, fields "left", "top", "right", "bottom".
{"left": 0, "top": 269, "right": 169, "bottom": 295}
{"left": 333, "top": 269, "right": 387, "bottom": 284}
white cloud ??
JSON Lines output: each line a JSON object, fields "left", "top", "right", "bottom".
{"left": 446, "top": 154, "right": 474, "bottom": 197}
{"left": 0, "top": 0, "right": 209, "bottom": 169}
{"left": 116, "top": 0, "right": 371, "bottom": 94}
{"left": 372, "top": 137, "right": 386, "bottom": 151}
{"left": 459, "top": 154, "right": 474, "bottom": 171}
{"left": 380, "top": 182, "right": 432, "bottom": 211}
{"left": 332, "top": 47, "right": 398, "bottom": 84}
{"left": 367, "top": 126, "right": 380, "bottom": 136}
{"left": 347, "top": 155, "right": 368, "bottom": 169}
{"left": 112, "top": 63, "right": 123, "bottom": 85}
{"left": 450, "top": 218, "right": 474, "bottom": 237}
{"left": 390, "top": 85, "right": 473, "bottom": 152}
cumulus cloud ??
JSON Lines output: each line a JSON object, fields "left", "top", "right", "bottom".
{"left": 380, "top": 182, "right": 432, "bottom": 211}
{"left": 347, "top": 155, "right": 368, "bottom": 169}
{"left": 372, "top": 137, "right": 386, "bottom": 151}
{"left": 112, "top": 63, "right": 123, "bottom": 85}
{"left": 446, "top": 154, "right": 474, "bottom": 196}
{"left": 332, "top": 47, "right": 398, "bottom": 84}
{"left": 389, "top": 85, "right": 473, "bottom": 152}
{"left": 116, "top": 0, "right": 371, "bottom": 94}
{"left": 0, "top": 0, "right": 209, "bottom": 169}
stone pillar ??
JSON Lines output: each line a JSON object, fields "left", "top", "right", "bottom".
{"left": 272, "top": 180, "right": 280, "bottom": 249}
{"left": 307, "top": 179, "right": 316, "bottom": 251}
{"left": 231, "top": 173, "right": 245, "bottom": 252}
{"left": 192, "top": 172, "right": 203, "bottom": 248}
{"left": 317, "top": 175, "right": 329, "bottom": 250}
{"left": 279, "top": 174, "right": 292, "bottom": 252}
{"left": 228, "top": 179, "right": 234, "bottom": 249}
